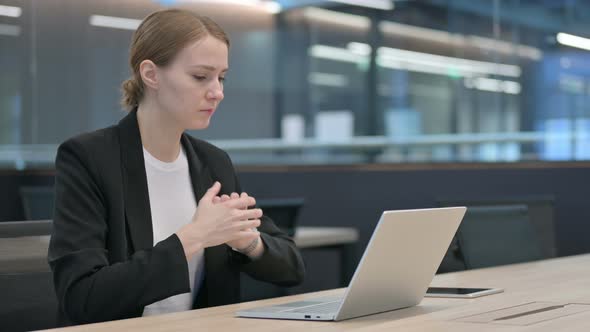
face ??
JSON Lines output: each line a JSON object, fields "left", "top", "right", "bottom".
{"left": 154, "top": 35, "right": 228, "bottom": 130}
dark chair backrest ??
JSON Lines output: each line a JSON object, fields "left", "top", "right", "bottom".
{"left": 436, "top": 234, "right": 466, "bottom": 273}
{"left": 457, "top": 205, "right": 544, "bottom": 269}
{"left": 19, "top": 186, "right": 55, "bottom": 220}
{"left": 437, "top": 196, "right": 557, "bottom": 258}
{"left": 0, "top": 220, "right": 57, "bottom": 331}
{"left": 256, "top": 198, "right": 304, "bottom": 237}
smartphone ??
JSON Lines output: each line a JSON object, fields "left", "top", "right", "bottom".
{"left": 425, "top": 287, "right": 504, "bottom": 298}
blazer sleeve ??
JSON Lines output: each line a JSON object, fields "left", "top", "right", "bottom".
{"left": 48, "top": 139, "right": 190, "bottom": 324}
{"left": 223, "top": 154, "right": 305, "bottom": 287}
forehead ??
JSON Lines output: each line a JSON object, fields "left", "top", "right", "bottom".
{"left": 175, "top": 35, "right": 229, "bottom": 69}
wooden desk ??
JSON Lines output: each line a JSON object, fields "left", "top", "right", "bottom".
{"left": 0, "top": 235, "right": 50, "bottom": 273}
{"left": 293, "top": 227, "right": 358, "bottom": 248}
{"left": 43, "top": 254, "right": 590, "bottom": 331}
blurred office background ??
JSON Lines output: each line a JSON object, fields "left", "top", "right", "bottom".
{"left": 2, "top": 1, "right": 590, "bottom": 330}
{"left": 1, "top": 0, "right": 590, "bottom": 166}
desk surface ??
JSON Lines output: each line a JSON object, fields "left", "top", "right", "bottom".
{"left": 43, "top": 254, "right": 590, "bottom": 332}
{"left": 294, "top": 226, "right": 358, "bottom": 248}
{"left": 0, "top": 235, "right": 51, "bottom": 273}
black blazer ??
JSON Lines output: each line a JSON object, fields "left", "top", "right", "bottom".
{"left": 48, "top": 110, "right": 305, "bottom": 326}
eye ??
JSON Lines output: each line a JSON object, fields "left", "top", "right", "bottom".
{"left": 192, "top": 75, "right": 207, "bottom": 81}
{"left": 219, "top": 76, "right": 226, "bottom": 83}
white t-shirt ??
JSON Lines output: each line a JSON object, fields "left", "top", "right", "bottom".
{"left": 142, "top": 146, "right": 204, "bottom": 317}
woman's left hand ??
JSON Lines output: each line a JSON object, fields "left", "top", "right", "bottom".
{"left": 215, "top": 192, "right": 264, "bottom": 257}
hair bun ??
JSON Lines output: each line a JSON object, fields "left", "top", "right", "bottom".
{"left": 121, "top": 77, "right": 143, "bottom": 110}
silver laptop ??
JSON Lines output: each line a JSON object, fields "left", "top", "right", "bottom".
{"left": 236, "top": 207, "right": 466, "bottom": 321}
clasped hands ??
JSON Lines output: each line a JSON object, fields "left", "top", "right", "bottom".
{"left": 176, "top": 181, "right": 263, "bottom": 260}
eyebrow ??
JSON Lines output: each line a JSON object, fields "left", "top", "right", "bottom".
{"left": 190, "top": 65, "right": 228, "bottom": 72}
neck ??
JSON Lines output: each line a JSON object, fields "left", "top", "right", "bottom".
{"left": 137, "top": 99, "right": 183, "bottom": 162}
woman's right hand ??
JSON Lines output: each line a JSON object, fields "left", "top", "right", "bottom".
{"left": 176, "top": 181, "right": 262, "bottom": 259}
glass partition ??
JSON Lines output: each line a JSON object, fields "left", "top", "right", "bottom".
{"left": 1, "top": 0, "right": 589, "bottom": 168}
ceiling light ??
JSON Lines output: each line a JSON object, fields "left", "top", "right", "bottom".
{"left": 464, "top": 77, "right": 521, "bottom": 94}
{"left": 303, "top": 7, "right": 370, "bottom": 29}
{"left": 557, "top": 32, "right": 590, "bottom": 51}
{"left": 0, "top": 23, "right": 20, "bottom": 36}
{"left": 89, "top": 15, "right": 142, "bottom": 30}
{"left": 327, "top": 0, "right": 393, "bottom": 10}
{"left": 376, "top": 45, "right": 521, "bottom": 77}
{"left": 311, "top": 43, "right": 521, "bottom": 78}
{"left": 308, "top": 72, "right": 349, "bottom": 87}
{"left": 309, "top": 44, "right": 368, "bottom": 63}
{"left": 171, "top": 0, "right": 281, "bottom": 14}
{"left": 0, "top": 5, "right": 21, "bottom": 18}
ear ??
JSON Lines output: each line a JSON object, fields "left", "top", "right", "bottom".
{"left": 139, "top": 60, "right": 159, "bottom": 90}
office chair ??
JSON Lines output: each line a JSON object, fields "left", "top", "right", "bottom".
{"left": 0, "top": 220, "right": 57, "bottom": 332}
{"left": 256, "top": 198, "right": 304, "bottom": 237}
{"left": 438, "top": 196, "right": 557, "bottom": 258}
{"left": 456, "top": 205, "right": 544, "bottom": 269}
{"left": 437, "top": 235, "right": 467, "bottom": 273}
{"left": 19, "top": 186, "right": 55, "bottom": 220}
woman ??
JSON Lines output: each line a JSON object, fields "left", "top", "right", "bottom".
{"left": 48, "top": 9, "right": 304, "bottom": 326}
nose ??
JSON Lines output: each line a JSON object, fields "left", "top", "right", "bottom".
{"left": 206, "top": 81, "right": 224, "bottom": 101}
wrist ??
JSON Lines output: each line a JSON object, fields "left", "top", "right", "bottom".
{"left": 234, "top": 236, "right": 264, "bottom": 259}
{"left": 176, "top": 231, "right": 203, "bottom": 260}
{"left": 234, "top": 237, "right": 258, "bottom": 254}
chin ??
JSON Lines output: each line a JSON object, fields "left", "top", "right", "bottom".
{"left": 187, "top": 119, "right": 211, "bottom": 130}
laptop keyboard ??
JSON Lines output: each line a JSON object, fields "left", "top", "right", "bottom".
{"left": 287, "top": 301, "right": 342, "bottom": 314}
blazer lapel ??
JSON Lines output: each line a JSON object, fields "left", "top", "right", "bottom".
{"left": 181, "top": 134, "right": 212, "bottom": 202}
{"left": 117, "top": 109, "right": 154, "bottom": 251}
{"left": 182, "top": 135, "right": 233, "bottom": 307}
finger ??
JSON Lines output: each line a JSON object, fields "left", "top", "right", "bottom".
{"left": 239, "top": 193, "right": 249, "bottom": 208}
{"left": 212, "top": 196, "right": 221, "bottom": 204}
{"left": 232, "top": 219, "right": 262, "bottom": 231}
{"left": 221, "top": 195, "right": 230, "bottom": 202}
{"left": 239, "top": 230, "right": 260, "bottom": 239}
{"left": 231, "top": 208, "right": 263, "bottom": 221}
{"left": 201, "top": 181, "right": 221, "bottom": 201}
{"left": 225, "top": 196, "right": 256, "bottom": 209}
{"left": 234, "top": 192, "right": 245, "bottom": 209}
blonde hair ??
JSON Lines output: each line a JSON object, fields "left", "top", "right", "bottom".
{"left": 121, "top": 9, "right": 230, "bottom": 110}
